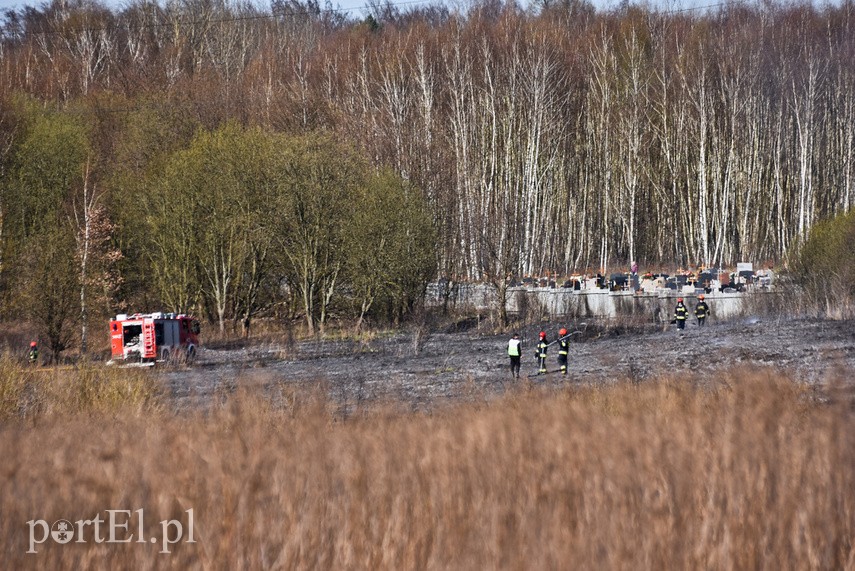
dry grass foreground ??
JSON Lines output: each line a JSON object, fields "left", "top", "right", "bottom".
{"left": 1, "top": 364, "right": 854, "bottom": 570}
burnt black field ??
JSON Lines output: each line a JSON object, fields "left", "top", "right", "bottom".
{"left": 159, "top": 317, "right": 855, "bottom": 413}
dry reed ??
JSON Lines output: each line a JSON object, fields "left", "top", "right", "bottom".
{"left": 1, "top": 368, "right": 854, "bottom": 570}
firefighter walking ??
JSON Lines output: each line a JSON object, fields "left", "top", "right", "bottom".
{"left": 508, "top": 333, "right": 522, "bottom": 379}
{"left": 28, "top": 341, "right": 38, "bottom": 365}
{"left": 557, "top": 328, "right": 569, "bottom": 375}
{"left": 695, "top": 294, "right": 709, "bottom": 326}
{"left": 674, "top": 298, "right": 688, "bottom": 330}
{"left": 535, "top": 331, "right": 548, "bottom": 375}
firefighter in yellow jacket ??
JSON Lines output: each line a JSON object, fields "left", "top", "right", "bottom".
{"left": 508, "top": 333, "right": 522, "bottom": 379}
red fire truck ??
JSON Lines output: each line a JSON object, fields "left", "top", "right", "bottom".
{"left": 109, "top": 313, "right": 200, "bottom": 363}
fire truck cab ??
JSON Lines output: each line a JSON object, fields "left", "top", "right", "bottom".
{"left": 110, "top": 313, "right": 200, "bottom": 363}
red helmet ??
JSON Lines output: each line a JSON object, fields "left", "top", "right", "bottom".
{"left": 699, "top": 294, "right": 705, "bottom": 300}
{"left": 539, "top": 331, "right": 546, "bottom": 339}
{"left": 559, "top": 328, "right": 567, "bottom": 336}
{"left": 677, "top": 297, "right": 683, "bottom": 303}
{"left": 30, "top": 341, "right": 37, "bottom": 347}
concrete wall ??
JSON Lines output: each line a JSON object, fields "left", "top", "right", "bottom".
{"left": 426, "top": 283, "right": 756, "bottom": 322}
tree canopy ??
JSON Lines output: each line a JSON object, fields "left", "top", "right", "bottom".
{"left": 2, "top": 0, "right": 855, "bottom": 348}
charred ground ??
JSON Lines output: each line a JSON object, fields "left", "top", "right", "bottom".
{"left": 162, "top": 316, "right": 855, "bottom": 412}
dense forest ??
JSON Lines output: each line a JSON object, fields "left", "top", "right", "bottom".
{"left": 1, "top": 0, "right": 854, "bottom": 348}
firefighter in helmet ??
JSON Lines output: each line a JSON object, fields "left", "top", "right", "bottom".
{"left": 535, "top": 331, "right": 548, "bottom": 375}
{"left": 557, "top": 328, "right": 569, "bottom": 375}
{"left": 695, "top": 294, "right": 710, "bottom": 326}
{"left": 28, "top": 341, "right": 39, "bottom": 365}
{"left": 674, "top": 298, "right": 688, "bottom": 330}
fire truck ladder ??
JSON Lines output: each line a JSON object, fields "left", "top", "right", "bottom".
{"left": 142, "top": 321, "right": 156, "bottom": 359}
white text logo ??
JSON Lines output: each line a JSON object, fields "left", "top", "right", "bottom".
{"left": 27, "top": 509, "right": 195, "bottom": 554}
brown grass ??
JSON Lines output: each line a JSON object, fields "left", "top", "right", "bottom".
{"left": 0, "top": 354, "right": 161, "bottom": 421}
{"left": 2, "top": 369, "right": 855, "bottom": 569}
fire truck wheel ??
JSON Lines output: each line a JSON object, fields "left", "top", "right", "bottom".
{"left": 159, "top": 348, "right": 171, "bottom": 363}
{"left": 185, "top": 345, "right": 197, "bottom": 364}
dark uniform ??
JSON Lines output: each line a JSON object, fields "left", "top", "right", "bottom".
{"left": 508, "top": 334, "right": 522, "bottom": 379}
{"left": 695, "top": 298, "right": 710, "bottom": 326}
{"left": 674, "top": 300, "right": 688, "bottom": 330}
{"left": 535, "top": 333, "right": 548, "bottom": 375}
{"left": 28, "top": 342, "right": 38, "bottom": 365}
{"left": 557, "top": 329, "right": 569, "bottom": 375}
